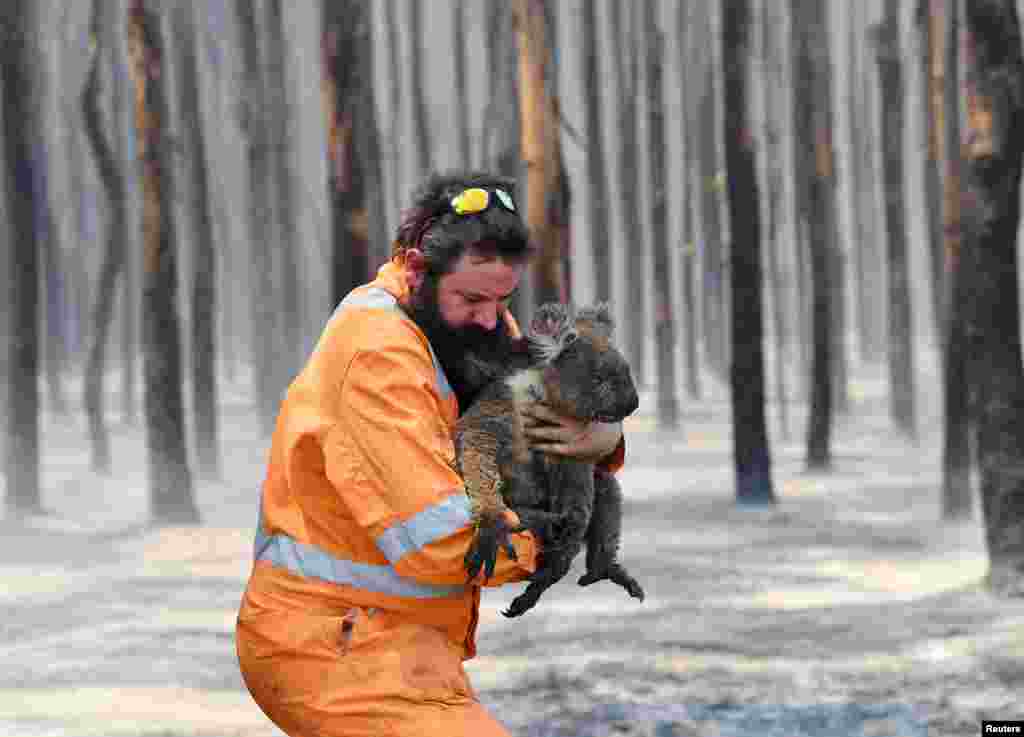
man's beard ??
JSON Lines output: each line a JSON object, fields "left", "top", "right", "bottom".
{"left": 405, "top": 274, "right": 511, "bottom": 412}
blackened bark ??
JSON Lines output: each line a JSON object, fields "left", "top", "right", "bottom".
{"left": 266, "top": 0, "right": 301, "bottom": 367}
{"left": 324, "top": 0, "right": 371, "bottom": 304}
{"left": 723, "top": 0, "right": 774, "bottom": 505}
{"left": 962, "top": 0, "right": 1024, "bottom": 595}
{"left": 177, "top": 2, "right": 219, "bottom": 480}
{"left": 939, "top": 0, "right": 973, "bottom": 520}
{"left": 680, "top": 2, "right": 702, "bottom": 401}
{"left": 1, "top": 1, "right": 42, "bottom": 514}
{"left": 918, "top": 2, "right": 946, "bottom": 335}
{"left": 699, "top": 63, "right": 727, "bottom": 382}
{"left": 583, "top": 0, "right": 610, "bottom": 303}
{"left": 849, "top": 2, "right": 884, "bottom": 364}
{"left": 409, "top": 0, "right": 432, "bottom": 177}
{"left": 644, "top": 2, "right": 680, "bottom": 431}
{"left": 83, "top": 0, "right": 128, "bottom": 475}
{"left": 874, "top": 11, "right": 918, "bottom": 440}
{"left": 793, "top": 0, "right": 835, "bottom": 469}
{"left": 608, "top": 0, "right": 646, "bottom": 382}
{"left": 128, "top": 0, "right": 198, "bottom": 525}
{"left": 806, "top": 0, "right": 839, "bottom": 466}
{"left": 234, "top": 0, "right": 279, "bottom": 436}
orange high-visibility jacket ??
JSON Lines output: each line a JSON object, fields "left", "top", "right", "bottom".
{"left": 237, "top": 259, "right": 625, "bottom": 736}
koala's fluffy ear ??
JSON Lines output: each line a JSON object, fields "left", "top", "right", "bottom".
{"left": 575, "top": 302, "right": 614, "bottom": 338}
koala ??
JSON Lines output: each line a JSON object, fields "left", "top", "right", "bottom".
{"left": 453, "top": 302, "right": 645, "bottom": 617}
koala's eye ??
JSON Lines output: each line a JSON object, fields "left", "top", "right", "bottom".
{"left": 563, "top": 331, "right": 578, "bottom": 346}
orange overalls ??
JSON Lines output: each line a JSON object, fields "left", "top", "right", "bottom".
{"left": 236, "top": 259, "right": 624, "bottom": 736}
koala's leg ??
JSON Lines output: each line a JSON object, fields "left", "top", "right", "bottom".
{"left": 457, "top": 425, "right": 517, "bottom": 583}
{"left": 502, "top": 460, "right": 591, "bottom": 617}
{"left": 577, "top": 470, "right": 644, "bottom": 601}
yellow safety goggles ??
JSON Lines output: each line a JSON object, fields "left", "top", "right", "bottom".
{"left": 450, "top": 187, "right": 516, "bottom": 215}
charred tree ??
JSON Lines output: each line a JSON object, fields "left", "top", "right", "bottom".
{"left": 936, "top": 0, "right": 973, "bottom": 520}
{"left": 848, "top": 1, "right": 885, "bottom": 364}
{"left": 265, "top": 0, "right": 302, "bottom": 382}
{"left": 723, "top": 0, "right": 774, "bottom": 505}
{"left": 515, "top": 0, "right": 566, "bottom": 308}
{"left": 127, "top": 0, "right": 198, "bottom": 525}
{"left": 582, "top": 0, "right": 610, "bottom": 303}
{"left": 793, "top": 0, "right": 836, "bottom": 469}
{"left": 873, "top": 9, "right": 918, "bottom": 441}
{"left": 234, "top": 0, "right": 279, "bottom": 436}
{"left": 699, "top": 12, "right": 729, "bottom": 384}
{"left": 680, "top": 1, "right": 702, "bottom": 401}
{"left": 961, "top": 0, "right": 1024, "bottom": 595}
{"left": 83, "top": 0, "right": 129, "bottom": 475}
{"left": 176, "top": 2, "right": 219, "bottom": 480}
{"left": 323, "top": 0, "right": 371, "bottom": 303}
{"left": 1, "top": 0, "right": 42, "bottom": 515}
{"left": 643, "top": 1, "right": 680, "bottom": 431}
{"left": 919, "top": 0, "right": 947, "bottom": 335}
{"left": 607, "top": 0, "right": 647, "bottom": 383}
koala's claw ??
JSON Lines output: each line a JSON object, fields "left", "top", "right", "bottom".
{"left": 578, "top": 564, "right": 645, "bottom": 602}
{"left": 464, "top": 515, "right": 517, "bottom": 583}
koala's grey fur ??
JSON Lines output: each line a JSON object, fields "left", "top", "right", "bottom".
{"left": 453, "top": 302, "right": 644, "bottom": 617}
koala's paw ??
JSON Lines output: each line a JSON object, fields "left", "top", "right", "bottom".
{"left": 578, "top": 564, "right": 645, "bottom": 602}
{"left": 464, "top": 513, "right": 517, "bottom": 583}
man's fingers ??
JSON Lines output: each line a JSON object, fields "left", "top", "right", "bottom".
{"left": 521, "top": 402, "right": 562, "bottom": 425}
{"left": 523, "top": 423, "right": 569, "bottom": 441}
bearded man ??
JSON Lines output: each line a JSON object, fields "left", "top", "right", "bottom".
{"left": 235, "top": 171, "right": 626, "bottom": 737}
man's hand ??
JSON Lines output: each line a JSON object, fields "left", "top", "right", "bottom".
{"left": 520, "top": 402, "right": 623, "bottom": 463}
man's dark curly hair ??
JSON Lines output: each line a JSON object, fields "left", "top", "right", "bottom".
{"left": 392, "top": 170, "right": 534, "bottom": 276}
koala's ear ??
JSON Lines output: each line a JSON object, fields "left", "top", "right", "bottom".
{"left": 575, "top": 302, "right": 614, "bottom": 338}
{"left": 529, "top": 302, "right": 571, "bottom": 339}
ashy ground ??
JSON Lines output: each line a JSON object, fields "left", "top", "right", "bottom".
{"left": 1, "top": 373, "right": 1023, "bottom": 737}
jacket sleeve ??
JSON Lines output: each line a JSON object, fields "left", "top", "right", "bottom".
{"left": 326, "top": 336, "right": 537, "bottom": 587}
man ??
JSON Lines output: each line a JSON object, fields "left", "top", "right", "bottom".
{"left": 236, "top": 171, "right": 625, "bottom": 736}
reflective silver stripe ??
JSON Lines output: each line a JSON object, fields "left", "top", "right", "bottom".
{"left": 254, "top": 527, "right": 467, "bottom": 599}
{"left": 375, "top": 493, "right": 473, "bottom": 564}
{"left": 330, "top": 286, "right": 399, "bottom": 321}
{"left": 329, "top": 286, "right": 453, "bottom": 399}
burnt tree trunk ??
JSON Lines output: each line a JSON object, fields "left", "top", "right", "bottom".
{"left": 127, "top": 0, "right": 198, "bottom": 525}
{"left": 324, "top": 0, "right": 371, "bottom": 303}
{"left": 644, "top": 1, "right": 680, "bottom": 430}
{"left": 723, "top": 0, "right": 774, "bottom": 505}
{"left": 83, "top": 0, "right": 128, "bottom": 475}
{"left": 112, "top": 6, "right": 138, "bottom": 426}
{"left": 794, "top": 0, "right": 836, "bottom": 469}
{"left": 516, "top": 0, "right": 566, "bottom": 308}
{"left": 234, "top": 0, "right": 279, "bottom": 436}
{"left": 874, "top": 9, "right": 918, "bottom": 441}
{"left": 265, "top": 0, "right": 301, "bottom": 383}
{"left": 937, "top": 0, "right": 973, "bottom": 520}
{"left": 699, "top": 57, "right": 728, "bottom": 383}
{"left": 583, "top": 0, "right": 610, "bottom": 303}
{"left": 680, "top": 1, "right": 702, "bottom": 401}
{"left": 919, "top": 0, "right": 947, "bottom": 335}
{"left": 961, "top": 0, "right": 1024, "bottom": 595}
{"left": 176, "top": 2, "right": 220, "bottom": 480}
{"left": 1, "top": 0, "right": 42, "bottom": 515}
{"left": 608, "top": 0, "right": 647, "bottom": 383}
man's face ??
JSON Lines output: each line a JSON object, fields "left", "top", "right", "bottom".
{"left": 405, "top": 248, "right": 524, "bottom": 405}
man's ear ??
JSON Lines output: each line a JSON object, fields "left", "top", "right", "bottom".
{"left": 403, "top": 248, "right": 427, "bottom": 292}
